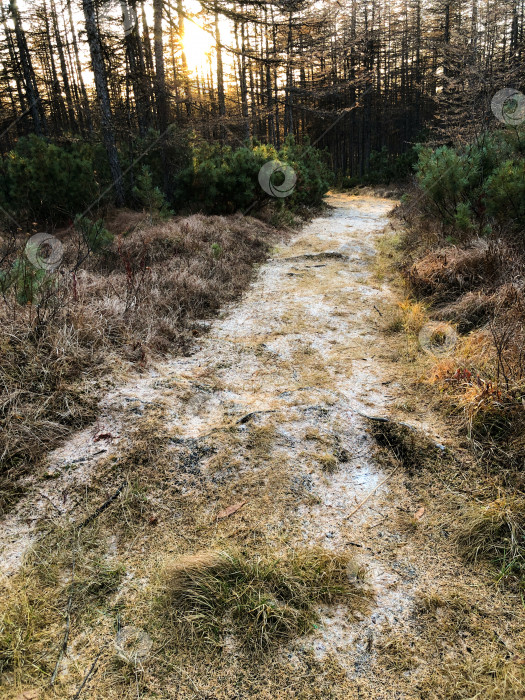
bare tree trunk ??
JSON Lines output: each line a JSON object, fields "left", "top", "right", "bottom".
{"left": 153, "top": 0, "right": 168, "bottom": 134}
{"left": 284, "top": 10, "right": 293, "bottom": 136}
{"left": 50, "top": 0, "right": 76, "bottom": 132}
{"left": 125, "top": 0, "right": 151, "bottom": 136}
{"left": 153, "top": 0, "right": 170, "bottom": 197}
{"left": 214, "top": 0, "right": 226, "bottom": 138}
{"left": 234, "top": 7, "right": 250, "bottom": 142}
{"left": 82, "top": 0, "right": 125, "bottom": 205}
{"left": 9, "top": 0, "right": 46, "bottom": 135}
{"left": 67, "top": 0, "right": 93, "bottom": 134}
{"left": 264, "top": 4, "right": 274, "bottom": 144}
{"left": 177, "top": 0, "right": 192, "bottom": 116}
{"left": 42, "top": 0, "right": 66, "bottom": 132}
{"left": 1, "top": 3, "right": 27, "bottom": 130}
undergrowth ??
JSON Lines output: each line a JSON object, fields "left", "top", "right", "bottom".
{"left": 382, "top": 128, "right": 525, "bottom": 588}
{"left": 413, "top": 589, "right": 525, "bottom": 699}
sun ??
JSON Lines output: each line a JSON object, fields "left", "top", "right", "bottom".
{"left": 182, "top": 20, "right": 215, "bottom": 75}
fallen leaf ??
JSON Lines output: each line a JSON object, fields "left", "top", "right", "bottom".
{"left": 414, "top": 506, "right": 425, "bottom": 521}
{"left": 217, "top": 501, "right": 246, "bottom": 520}
{"left": 94, "top": 432, "right": 114, "bottom": 442}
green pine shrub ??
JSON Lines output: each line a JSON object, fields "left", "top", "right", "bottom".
{"left": 415, "top": 145, "right": 481, "bottom": 222}
{"left": 484, "top": 159, "right": 525, "bottom": 227}
{"left": 454, "top": 201, "right": 476, "bottom": 233}
{"left": 74, "top": 215, "right": 114, "bottom": 253}
{"left": 414, "top": 128, "right": 525, "bottom": 237}
{"left": 278, "top": 135, "right": 333, "bottom": 206}
{"left": 0, "top": 257, "right": 54, "bottom": 306}
{"left": 0, "top": 135, "right": 98, "bottom": 224}
{"left": 125, "top": 125, "right": 193, "bottom": 205}
{"left": 180, "top": 141, "right": 277, "bottom": 214}
{"left": 132, "top": 165, "right": 173, "bottom": 220}
{"left": 0, "top": 132, "right": 330, "bottom": 227}
{"left": 210, "top": 242, "right": 222, "bottom": 258}
{"left": 179, "top": 136, "right": 331, "bottom": 214}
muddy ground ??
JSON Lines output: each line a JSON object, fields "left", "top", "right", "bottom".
{"left": 1, "top": 194, "right": 523, "bottom": 699}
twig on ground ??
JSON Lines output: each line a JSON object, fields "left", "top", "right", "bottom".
{"left": 73, "top": 646, "right": 108, "bottom": 699}
{"left": 237, "top": 409, "right": 278, "bottom": 425}
{"left": 345, "top": 464, "right": 401, "bottom": 521}
{"left": 50, "top": 556, "right": 77, "bottom": 686}
{"left": 78, "top": 481, "right": 126, "bottom": 529}
{"left": 38, "top": 490, "right": 64, "bottom": 515}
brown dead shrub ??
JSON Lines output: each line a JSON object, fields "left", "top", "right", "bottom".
{"left": 434, "top": 290, "right": 496, "bottom": 332}
{"left": 406, "top": 242, "right": 506, "bottom": 302}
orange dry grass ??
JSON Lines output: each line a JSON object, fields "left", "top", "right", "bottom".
{"left": 428, "top": 357, "right": 457, "bottom": 383}
{"left": 425, "top": 328, "right": 525, "bottom": 466}
{"left": 455, "top": 331, "right": 494, "bottom": 367}
{"left": 397, "top": 298, "right": 427, "bottom": 335}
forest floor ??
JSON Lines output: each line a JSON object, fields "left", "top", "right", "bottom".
{"left": 1, "top": 194, "right": 524, "bottom": 699}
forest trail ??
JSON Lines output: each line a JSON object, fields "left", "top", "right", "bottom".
{"left": 2, "top": 194, "right": 516, "bottom": 698}
{"left": 1, "top": 193, "right": 400, "bottom": 574}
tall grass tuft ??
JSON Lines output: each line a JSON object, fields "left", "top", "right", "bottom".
{"left": 160, "top": 549, "right": 367, "bottom": 651}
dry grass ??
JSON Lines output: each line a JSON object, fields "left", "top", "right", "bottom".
{"left": 375, "top": 310, "right": 525, "bottom": 585}
{"left": 369, "top": 418, "right": 450, "bottom": 476}
{"left": 372, "top": 219, "right": 525, "bottom": 592}
{"left": 440, "top": 651, "right": 525, "bottom": 700}
{"left": 380, "top": 213, "right": 525, "bottom": 587}
{"left": 380, "top": 296, "right": 428, "bottom": 339}
{"left": 159, "top": 548, "right": 368, "bottom": 652}
{"left": 0, "top": 524, "right": 125, "bottom": 687}
{"left": 397, "top": 298, "right": 428, "bottom": 335}
{"left": 0, "top": 212, "right": 279, "bottom": 513}
{"left": 456, "top": 496, "right": 525, "bottom": 578}
{"left": 0, "top": 573, "right": 57, "bottom": 687}
{"left": 435, "top": 290, "right": 498, "bottom": 332}
{"left": 0, "top": 316, "right": 100, "bottom": 513}
{"left": 315, "top": 451, "right": 340, "bottom": 473}
{"left": 413, "top": 589, "right": 525, "bottom": 699}
{"left": 374, "top": 629, "right": 416, "bottom": 672}
{"left": 371, "top": 227, "right": 404, "bottom": 282}
{"left": 425, "top": 327, "right": 525, "bottom": 474}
